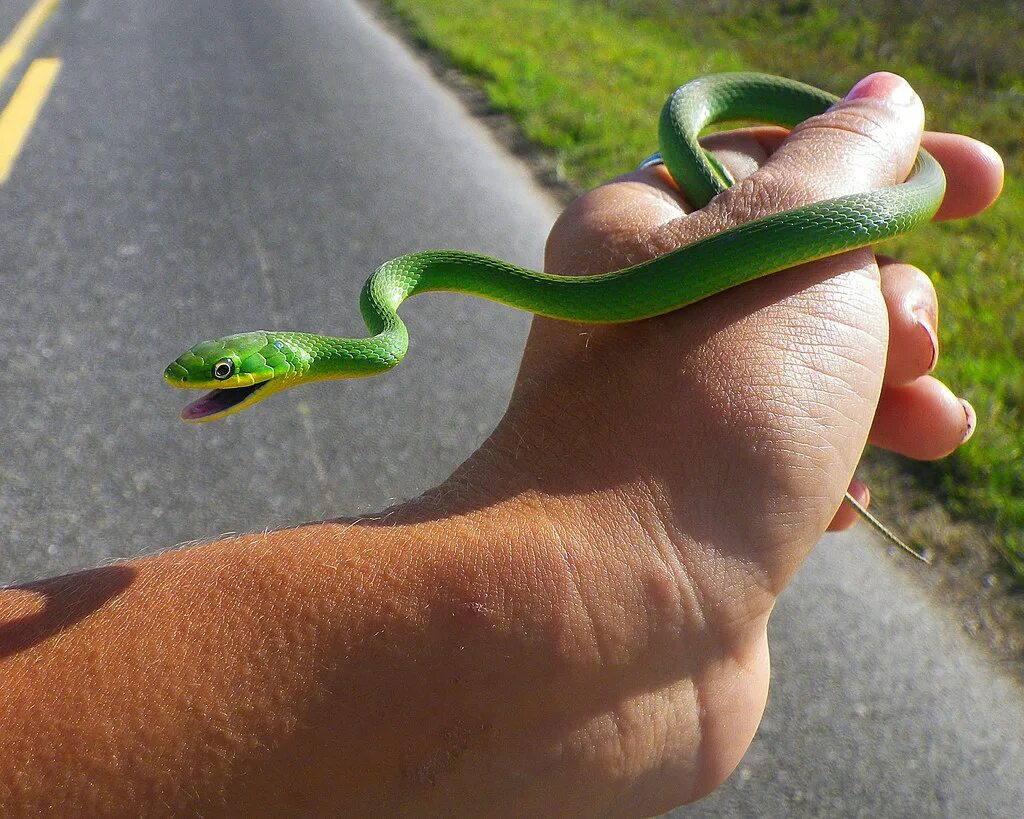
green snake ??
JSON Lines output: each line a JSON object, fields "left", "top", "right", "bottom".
{"left": 165, "top": 72, "right": 946, "bottom": 559}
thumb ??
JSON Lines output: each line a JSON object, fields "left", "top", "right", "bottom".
{"left": 769, "top": 71, "right": 924, "bottom": 193}
{"left": 703, "top": 72, "right": 925, "bottom": 228}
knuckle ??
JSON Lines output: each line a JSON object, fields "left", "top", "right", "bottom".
{"left": 712, "top": 164, "right": 808, "bottom": 223}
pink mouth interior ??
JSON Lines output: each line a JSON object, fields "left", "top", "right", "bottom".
{"left": 182, "top": 383, "right": 262, "bottom": 420}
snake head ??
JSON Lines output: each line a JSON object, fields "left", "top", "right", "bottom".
{"left": 164, "top": 331, "right": 309, "bottom": 422}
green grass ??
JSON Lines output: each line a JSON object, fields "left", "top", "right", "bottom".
{"left": 378, "top": 0, "right": 1024, "bottom": 582}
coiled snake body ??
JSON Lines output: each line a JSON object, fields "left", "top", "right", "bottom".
{"left": 165, "top": 73, "right": 946, "bottom": 560}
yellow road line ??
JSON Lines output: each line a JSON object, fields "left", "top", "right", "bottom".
{"left": 0, "top": 57, "right": 61, "bottom": 184}
{"left": 0, "top": 0, "right": 61, "bottom": 90}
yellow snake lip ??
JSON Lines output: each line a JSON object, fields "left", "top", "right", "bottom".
{"left": 179, "top": 381, "right": 272, "bottom": 422}
{"left": 163, "top": 362, "right": 281, "bottom": 421}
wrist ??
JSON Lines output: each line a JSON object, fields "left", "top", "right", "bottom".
{"left": 450, "top": 402, "right": 778, "bottom": 645}
{"left": 411, "top": 435, "right": 772, "bottom": 810}
{"left": 435, "top": 428, "right": 711, "bottom": 667}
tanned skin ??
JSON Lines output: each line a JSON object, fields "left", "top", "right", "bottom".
{"left": 0, "top": 73, "right": 1002, "bottom": 816}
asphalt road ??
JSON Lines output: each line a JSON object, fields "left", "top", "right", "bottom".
{"left": 0, "top": 0, "right": 1021, "bottom": 814}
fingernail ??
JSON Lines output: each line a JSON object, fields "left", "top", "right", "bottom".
{"left": 914, "top": 307, "right": 938, "bottom": 372}
{"left": 844, "top": 72, "right": 917, "bottom": 105}
{"left": 960, "top": 398, "right": 977, "bottom": 443}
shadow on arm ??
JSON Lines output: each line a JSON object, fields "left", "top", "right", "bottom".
{"left": 0, "top": 564, "right": 136, "bottom": 658}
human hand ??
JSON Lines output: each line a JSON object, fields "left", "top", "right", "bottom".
{"left": 522, "top": 71, "right": 1001, "bottom": 562}
{"left": 467, "top": 72, "right": 1003, "bottom": 811}
{"left": 3, "top": 74, "right": 1001, "bottom": 818}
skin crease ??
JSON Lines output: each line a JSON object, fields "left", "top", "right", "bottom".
{"left": 0, "top": 73, "right": 1004, "bottom": 816}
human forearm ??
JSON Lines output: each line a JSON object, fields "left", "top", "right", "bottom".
{"left": 0, "top": 468, "right": 707, "bottom": 816}
{"left": 0, "top": 525, "right": 384, "bottom": 813}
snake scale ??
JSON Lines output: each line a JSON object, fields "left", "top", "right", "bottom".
{"left": 165, "top": 73, "right": 946, "bottom": 560}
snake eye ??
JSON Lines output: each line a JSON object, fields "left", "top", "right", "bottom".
{"left": 212, "top": 358, "right": 235, "bottom": 380}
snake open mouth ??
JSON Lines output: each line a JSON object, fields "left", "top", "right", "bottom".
{"left": 181, "top": 382, "right": 267, "bottom": 421}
